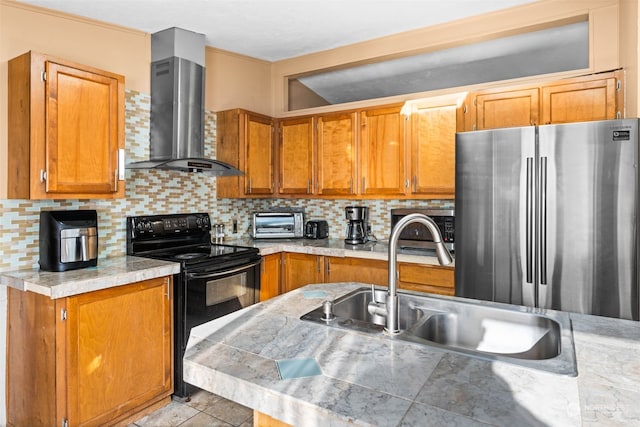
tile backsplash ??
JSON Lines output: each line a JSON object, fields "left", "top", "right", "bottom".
{"left": 0, "top": 89, "right": 452, "bottom": 272}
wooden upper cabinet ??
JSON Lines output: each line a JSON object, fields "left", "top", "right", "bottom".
{"left": 359, "top": 105, "right": 407, "bottom": 196}
{"left": 246, "top": 113, "right": 275, "bottom": 195}
{"left": 466, "top": 71, "right": 623, "bottom": 131}
{"left": 8, "top": 51, "right": 125, "bottom": 199}
{"left": 316, "top": 112, "right": 357, "bottom": 196}
{"left": 409, "top": 104, "right": 458, "bottom": 197}
{"left": 216, "top": 109, "right": 275, "bottom": 198}
{"left": 540, "top": 72, "right": 621, "bottom": 124}
{"left": 471, "top": 86, "right": 539, "bottom": 131}
{"left": 278, "top": 117, "right": 315, "bottom": 195}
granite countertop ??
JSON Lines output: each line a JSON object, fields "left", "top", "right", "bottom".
{"left": 225, "top": 237, "right": 453, "bottom": 267}
{"left": 0, "top": 256, "right": 181, "bottom": 299}
{"left": 184, "top": 282, "right": 640, "bottom": 427}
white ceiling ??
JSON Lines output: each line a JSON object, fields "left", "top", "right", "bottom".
{"left": 17, "top": 0, "right": 538, "bottom": 62}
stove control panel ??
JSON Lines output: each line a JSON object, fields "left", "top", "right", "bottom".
{"left": 128, "top": 213, "right": 211, "bottom": 238}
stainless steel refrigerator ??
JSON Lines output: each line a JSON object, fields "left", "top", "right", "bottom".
{"left": 455, "top": 119, "right": 638, "bottom": 320}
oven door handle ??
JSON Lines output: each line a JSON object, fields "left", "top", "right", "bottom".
{"left": 186, "top": 260, "right": 262, "bottom": 280}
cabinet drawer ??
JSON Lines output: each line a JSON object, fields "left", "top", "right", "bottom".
{"left": 398, "top": 263, "right": 454, "bottom": 296}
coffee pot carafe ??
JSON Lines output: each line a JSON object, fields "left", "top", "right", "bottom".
{"left": 344, "top": 206, "right": 368, "bottom": 244}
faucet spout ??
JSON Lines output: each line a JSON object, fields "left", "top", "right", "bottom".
{"left": 384, "top": 213, "right": 453, "bottom": 334}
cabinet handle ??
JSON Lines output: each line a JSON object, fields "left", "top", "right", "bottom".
{"left": 362, "top": 177, "right": 366, "bottom": 192}
{"left": 350, "top": 178, "right": 353, "bottom": 194}
{"left": 118, "top": 148, "right": 125, "bottom": 180}
{"left": 413, "top": 176, "right": 417, "bottom": 192}
{"left": 165, "top": 279, "right": 170, "bottom": 300}
{"left": 248, "top": 177, "right": 252, "bottom": 194}
{"left": 405, "top": 179, "right": 410, "bottom": 189}
{"left": 114, "top": 169, "right": 118, "bottom": 192}
{"left": 40, "top": 169, "right": 47, "bottom": 183}
{"left": 307, "top": 179, "right": 311, "bottom": 194}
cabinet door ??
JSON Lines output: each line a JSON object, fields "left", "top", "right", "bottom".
{"left": 261, "top": 253, "right": 282, "bottom": 301}
{"left": 279, "top": 117, "right": 314, "bottom": 194}
{"left": 325, "top": 257, "right": 388, "bottom": 286}
{"left": 359, "top": 105, "right": 407, "bottom": 196}
{"left": 63, "top": 277, "right": 173, "bottom": 426}
{"left": 398, "top": 263, "right": 455, "bottom": 296}
{"left": 475, "top": 87, "right": 539, "bottom": 130}
{"left": 541, "top": 74, "right": 619, "bottom": 124}
{"left": 245, "top": 113, "right": 275, "bottom": 195}
{"left": 283, "top": 253, "right": 324, "bottom": 292}
{"left": 410, "top": 104, "right": 457, "bottom": 196}
{"left": 45, "top": 61, "right": 121, "bottom": 194}
{"left": 317, "top": 112, "right": 357, "bottom": 196}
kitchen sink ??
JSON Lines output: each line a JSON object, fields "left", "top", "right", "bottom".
{"left": 301, "top": 287, "right": 577, "bottom": 376}
{"left": 301, "top": 287, "right": 425, "bottom": 333}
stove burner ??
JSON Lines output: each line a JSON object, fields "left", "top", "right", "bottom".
{"left": 173, "top": 253, "right": 208, "bottom": 260}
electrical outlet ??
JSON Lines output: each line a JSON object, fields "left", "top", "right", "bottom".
{"left": 232, "top": 219, "right": 238, "bottom": 233}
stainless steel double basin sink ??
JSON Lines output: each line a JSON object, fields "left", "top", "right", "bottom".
{"left": 301, "top": 287, "right": 577, "bottom": 376}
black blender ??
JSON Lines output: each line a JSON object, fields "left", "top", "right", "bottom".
{"left": 344, "top": 206, "right": 368, "bottom": 244}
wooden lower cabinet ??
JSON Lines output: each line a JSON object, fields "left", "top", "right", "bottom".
{"left": 324, "top": 256, "right": 388, "bottom": 285}
{"left": 255, "top": 410, "right": 293, "bottom": 427}
{"left": 398, "top": 263, "right": 455, "bottom": 296}
{"left": 260, "top": 253, "right": 282, "bottom": 301}
{"left": 283, "top": 253, "right": 324, "bottom": 292}
{"left": 7, "top": 277, "right": 173, "bottom": 427}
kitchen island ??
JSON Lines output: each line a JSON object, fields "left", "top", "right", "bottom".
{"left": 184, "top": 282, "right": 640, "bottom": 427}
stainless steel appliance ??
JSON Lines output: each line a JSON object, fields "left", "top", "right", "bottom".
{"left": 390, "top": 208, "right": 455, "bottom": 251}
{"left": 455, "top": 119, "right": 638, "bottom": 320}
{"left": 127, "top": 213, "right": 262, "bottom": 398}
{"left": 251, "top": 210, "right": 304, "bottom": 239}
{"left": 345, "top": 206, "right": 368, "bottom": 244}
{"left": 305, "top": 220, "right": 329, "bottom": 239}
{"left": 39, "top": 210, "right": 98, "bottom": 272}
{"left": 126, "top": 28, "right": 242, "bottom": 176}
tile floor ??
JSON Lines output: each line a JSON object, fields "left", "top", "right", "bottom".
{"left": 130, "top": 389, "right": 253, "bottom": 427}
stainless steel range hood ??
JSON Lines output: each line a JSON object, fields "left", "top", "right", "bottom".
{"left": 127, "top": 27, "right": 242, "bottom": 176}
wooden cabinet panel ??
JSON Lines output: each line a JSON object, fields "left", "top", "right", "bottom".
{"left": 325, "top": 257, "right": 388, "bottom": 286}
{"left": 279, "top": 117, "right": 314, "bottom": 194}
{"left": 410, "top": 104, "right": 457, "bottom": 196}
{"left": 216, "top": 109, "right": 275, "bottom": 197}
{"left": 359, "top": 105, "right": 407, "bottom": 196}
{"left": 260, "top": 253, "right": 282, "bottom": 301}
{"left": 246, "top": 114, "right": 275, "bottom": 195}
{"left": 317, "top": 112, "right": 358, "bottom": 196}
{"left": 541, "top": 74, "right": 620, "bottom": 124}
{"left": 283, "top": 253, "right": 324, "bottom": 292}
{"left": 398, "top": 263, "right": 455, "bottom": 296}
{"left": 7, "top": 277, "right": 173, "bottom": 427}
{"left": 8, "top": 51, "right": 125, "bottom": 199}
{"left": 474, "top": 87, "right": 539, "bottom": 130}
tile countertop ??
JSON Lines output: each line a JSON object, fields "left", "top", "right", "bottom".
{"left": 225, "top": 237, "right": 454, "bottom": 267}
{"left": 0, "top": 256, "right": 181, "bottom": 299}
{"left": 184, "top": 282, "right": 640, "bottom": 427}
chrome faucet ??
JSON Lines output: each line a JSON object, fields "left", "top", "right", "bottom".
{"left": 369, "top": 213, "right": 453, "bottom": 334}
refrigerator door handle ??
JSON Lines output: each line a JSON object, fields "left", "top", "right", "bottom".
{"left": 540, "top": 156, "right": 548, "bottom": 285}
{"left": 526, "top": 157, "right": 534, "bottom": 284}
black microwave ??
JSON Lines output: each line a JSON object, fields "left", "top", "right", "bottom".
{"left": 390, "top": 208, "right": 454, "bottom": 252}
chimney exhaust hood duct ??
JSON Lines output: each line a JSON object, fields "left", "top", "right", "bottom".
{"left": 127, "top": 27, "right": 242, "bottom": 176}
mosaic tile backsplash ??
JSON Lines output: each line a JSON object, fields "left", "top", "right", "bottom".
{"left": 0, "top": 89, "right": 452, "bottom": 272}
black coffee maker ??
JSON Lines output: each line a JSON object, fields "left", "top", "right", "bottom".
{"left": 344, "top": 206, "right": 368, "bottom": 244}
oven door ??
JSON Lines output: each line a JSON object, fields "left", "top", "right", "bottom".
{"left": 184, "top": 258, "right": 262, "bottom": 331}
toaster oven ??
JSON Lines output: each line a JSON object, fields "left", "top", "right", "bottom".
{"left": 390, "top": 208, "right": 454, "bottom": 251}
{"left": 251, "top": 211, "right": 305, "bottom": 239}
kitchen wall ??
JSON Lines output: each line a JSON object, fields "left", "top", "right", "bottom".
{"left": 0, "top": 90, "right": 452, "bottom": 275}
